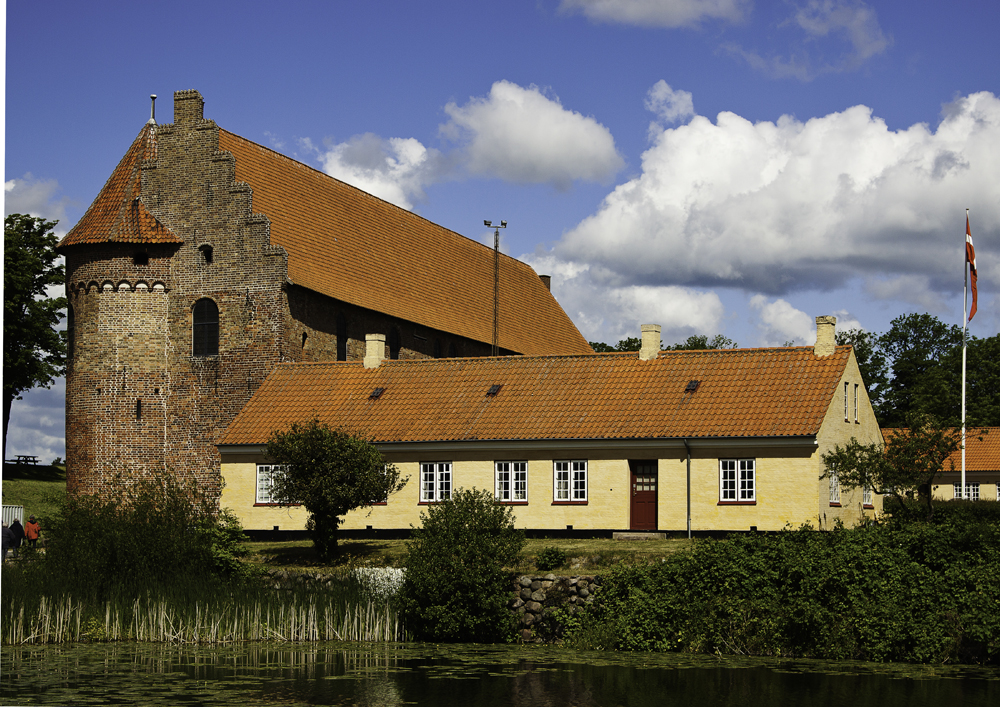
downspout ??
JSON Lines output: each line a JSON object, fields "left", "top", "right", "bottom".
{"left": 683, "top": 438, "right": 692, "bottom": 539}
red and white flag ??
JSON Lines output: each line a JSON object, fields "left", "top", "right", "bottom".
{"left": 967, "top": 215, "right": 978, "bottom": 321}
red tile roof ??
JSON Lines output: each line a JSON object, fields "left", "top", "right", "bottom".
{"left": 218, "top": 130, "right": 591, "bottom": 356}
{"left": 58, "top": 125, "right": 180, "bottom": 248}
{"left": 221, "top": 345, "right": 852, "bottom": 446}
{"left": 884, "top": 428, "right": 1000, "bottom": 472}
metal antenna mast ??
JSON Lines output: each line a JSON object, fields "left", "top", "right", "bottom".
{"left": 484, "top": 220, "right": 506, "bottom": 356}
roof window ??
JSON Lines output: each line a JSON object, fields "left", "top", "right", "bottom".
{"left": 487, "top": 384, "right": 503, "bottom": 397}
{"left": 369, "top": 387, "right": 386, "bottom": 400}
{"left": 685, "top": 380, "right": 700, "bottom": 393}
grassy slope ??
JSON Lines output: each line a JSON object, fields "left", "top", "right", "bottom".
{"left": 246, "top": 537, "right": 694, "bottom": 573}
{"left": 1, "top": 464, "right": 66, "bottom": 524}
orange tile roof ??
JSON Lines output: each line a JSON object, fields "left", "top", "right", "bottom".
{"left": 221, "top": 345, "right": 852, "bottom": 446}
{"left": 883, "top": 427, "right": 1000, "bottom": 472}
{"left": 218, "top": 130, "right": 591, "bottom": 356}
{"left": 58, "top": 125, "right": 180, "bottom": 248}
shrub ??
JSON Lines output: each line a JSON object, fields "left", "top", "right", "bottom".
{"left": 535, "top": 546, "right": 567, "bottom": 572}
{"left": 36, "top": 473, "right": 249, "bottom": 599}
{"left": 399, "top": 488, "right": 525, "bottom": 642}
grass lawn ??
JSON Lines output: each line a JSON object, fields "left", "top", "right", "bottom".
{"left": 245, "top": 536, "right": 694, "bottom": 574}
{"left": 1, "top": 463, "right": 67, "bottom": 524}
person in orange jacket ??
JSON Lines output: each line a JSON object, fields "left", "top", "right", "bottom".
{"left": 24, "top": 516, "right": 40, "bottom": 549}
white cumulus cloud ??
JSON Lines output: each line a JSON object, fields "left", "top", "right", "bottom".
{"left": 559, "top": 0, "right": 749, "bottom": 28}
{"left": 442, "top": 80, "right": 624, "bottom": 189}
{"left": 645, "top": 80, "right": 695, "bottom": 126}
{"left": 749, "top": 295, "right": 814, "bottom": 345}
{"left": 4, "top": 174, "right": 72, "bottom": 227}
{"left": 308, "top": 133, "right": 447, "bottom": 210}
{"left": 549, "top": 91, "right": 1000, "bottom": 307}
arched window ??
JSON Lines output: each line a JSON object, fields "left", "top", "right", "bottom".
{"left": 193, "top": 298, "right": 219, "bottom": 356}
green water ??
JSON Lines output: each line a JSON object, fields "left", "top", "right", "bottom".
{"left": 2, "top": 642, "right": 997, "bottom": 706}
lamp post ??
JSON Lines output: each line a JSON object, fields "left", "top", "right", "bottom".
{"left": 484, "top": 220, "right": 506, "bottom": 357}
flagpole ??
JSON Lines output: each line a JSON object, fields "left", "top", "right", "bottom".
{"left": 962, "top": 209, "right": 969, "bottom": 499}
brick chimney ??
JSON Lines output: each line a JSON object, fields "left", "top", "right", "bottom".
{"left": 173, "top": 89, "right": 205, "bottom": 126}
{"left": 814, "top": 316, "right": 837, "bottom": 357}
{"left": 539, "top": 274, "right": 551, "bottom": 291}
{"left": 364, "top": 333, "right": 386, "bottom": 368}
{"left": 639, "top": 324, "right": 661, "bottom": 361}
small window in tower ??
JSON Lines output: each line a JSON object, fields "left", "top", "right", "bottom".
{"left": 136, "top": 399, "right": 142, "bottom": 420}
{"left": 336, "top": 314, "right": 348, "bottom": 361}
{"left": 193, "top": 298, "right": 219, "bottom": 356}
{"left": 199, "top": 244, "right": 214, "bottom": 265}
{"left": 301, "top": 331, "right": 308, "bottom": 350}
{"left": 133, "top": 252, "right": 149, "bottom": 266}
{"left": 389, "top": 327, "right": 402, "bottom": 360}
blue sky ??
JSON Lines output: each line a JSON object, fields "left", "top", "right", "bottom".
{"left": 4, "top": 0, "right": 999, "bottom": 461}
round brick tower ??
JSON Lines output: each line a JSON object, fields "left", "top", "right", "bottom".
{"left": 59, "top": 91, "right": 288, "bottom": 499}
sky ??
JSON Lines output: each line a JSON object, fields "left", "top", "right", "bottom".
{"left": 3, "top": 0, "right": 999, "bottom": 461}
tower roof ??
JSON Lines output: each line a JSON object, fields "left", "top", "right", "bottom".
{"left": 57, "top": 125, "right": 180, "bottom": 247}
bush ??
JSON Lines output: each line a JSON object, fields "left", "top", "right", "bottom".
{"left": 35, "top": 473, "right": 250, "bottom": 599}
{"left": 535, "top": 546, "right": 567, "bottom": 571}
{"left": 399, "top": 488, "right": 525, "bottom": 642}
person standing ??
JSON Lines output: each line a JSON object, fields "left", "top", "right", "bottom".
{"left": 25, "top": 516, "right": 40, "bottom": 549}
{"left": 1, "top": 523, "right": 12, "bottom": 561}
{"left": 9, "top": 518, "right": 25, "bottom": 559}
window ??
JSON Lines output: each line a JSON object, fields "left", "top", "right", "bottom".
{"left": 720, "top": 459, "right": 755, "bottom": 503}
{"left": 192, "top": 298, "right": 219, "bottom": 356}
{"left": 336, "top": 314, "right": 348, "bottom": 361}
{"left": 829, "top": 468, "right": 841, "bottom": 505}
{"left": 420, "top": 462, "right": 451, "bottom": 502}
{"left": 554, "top": 460, "right": 587, "bottom": 502}
{"left": 133, "top": 251, "right": 149, "bottom": 266}
{"left": 854, "top": 384, "right": 859, "bottom": 423}
{"left": 496, "top": 461, "right": 527, "bottom": 503}
{"left": 844, "top": 382, "right": 849, "bottom": 421}
{"left": 256, "top": 464, "right": 288, "bottom": 504}
{"left": 863, "top": 485, "right": 873, "bottom": 507}
{"left": 954, "top": 482, "right": 980, "bottom": 500}
{"left": 389, "top": 327, "right": 401, "bottom": 360}
{"left": 199, "top": 244, "right": 214, "bottom": 264}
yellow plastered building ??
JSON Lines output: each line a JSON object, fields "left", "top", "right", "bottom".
{"left": 219, "top": 317, "right": 884, "bottom": 536}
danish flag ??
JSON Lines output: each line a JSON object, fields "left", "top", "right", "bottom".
{"left": 967, "top": 215, "right": 978, "bottom": 321}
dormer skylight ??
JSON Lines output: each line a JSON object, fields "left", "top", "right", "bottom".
{"left": 369, "top": 387, "right": 386, "bottom": 400}
{"left": 487, "top": 384, "right": 503, "bottom": 397}
{"left": 685, "top": 380, "right": 701, "bottom": 393}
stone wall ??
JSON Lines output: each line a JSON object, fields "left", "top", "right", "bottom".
{"left": 511, "top": 573, "right": 602, "bottom": 643}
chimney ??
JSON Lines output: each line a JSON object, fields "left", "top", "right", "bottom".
{"left": 814, "top": 316, "right": 837, "bottom": 357}
{"left": 173, "top": 89, "right": 205, "bottom": 126}
{"left": 539, "top": 274, "right": 551, "bottom": 291}
{"left": 364, "top": 333, "right": 386, "bottom": 368}
{"left": 640, "top": 324, "right": 661, "bottom": 361}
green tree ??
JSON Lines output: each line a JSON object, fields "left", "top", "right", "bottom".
{"left": 265, "top": 419, "right": 407, "bottom": 560}
{"left": 3, "top": 215, "right": 67, "bottom": 459}
{"left": 876, "top": 314, "right": 963, "bottom": 427}
{"left": 667, "top": 334, "right": 738, "bottom": 350}
{"left": 836, "top": 328, "right": 889, "bottom": 412}
{"left": 400, "top": 487, "right": 525, "bottom": 642}
{"left": 822, "top": 416, "right": 962, "bottom": 521}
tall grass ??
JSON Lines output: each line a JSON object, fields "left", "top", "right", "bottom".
{"left": 2, "top": 575, "right": 406, "bottom": 645}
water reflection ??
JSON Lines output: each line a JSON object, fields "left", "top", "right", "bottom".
{"left": 3, "top": 642, "right": 998, "bottom": 707}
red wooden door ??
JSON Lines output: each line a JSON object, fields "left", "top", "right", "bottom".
{"left": 630, "top": 461, "right": 657, "bottom": 530}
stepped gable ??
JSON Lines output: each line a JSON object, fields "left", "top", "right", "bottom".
{"left": 218, "top": 130, "right": 591, "bottom": 357}
{"left": 57, "top": 125, "right": 179, "bottom": 248}
{"left": 221, "top": 345, "right": 852, "bottom": 445}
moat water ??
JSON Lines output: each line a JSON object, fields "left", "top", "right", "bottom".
{"left": 2, "top": 642, "right": 997, "bottom": 706}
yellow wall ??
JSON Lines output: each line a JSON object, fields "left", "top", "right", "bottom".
{"left": 813, "top": 349, "right": 885, "bottom": 529}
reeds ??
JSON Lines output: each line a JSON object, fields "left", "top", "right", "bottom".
{"left": 3, "top": 593, "right": 405, "bottom": 645}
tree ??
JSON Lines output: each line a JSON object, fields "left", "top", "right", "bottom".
{"left": 400, "top": 487, "right": 525, "bottom": 642}
{"left": 3, "top": 215, "right": 67, "bottom": 459}
{"left": 836, "top": 328, "right": 889, "bottom": 412}
{"left": 667, "top": 334, "right": 738, "bottom": 351}
{"left": 821, "top": 416, "right": 962, "bottom": 521}
{"left": 265, "top": 419, "right": 407, "bottom": 560}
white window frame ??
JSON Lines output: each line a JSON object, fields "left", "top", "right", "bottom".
{"left": 844, "top": 382, "right": 849, "bottom": 421}
{"left": 719, "top": 459, "right": 755, "bottom": 502}
{"left": 256, "top": 464, "right": 288, "bottom": 504}
{"left": 420, "top": 462, "right": 452, "bottom": 503}
{"left": 862, "top": 485, "right": 872, "bottom": 507}
{"left": 829, "top": 468, "right": 841, "bottom": 505}
{"left": 854, "top": 384, "right": 859, "bottom": 423}
{"left": 495, "top": 461, "right": 528, "bottom": 503}
{"left": 554, "top": 460, "right": 587, "bottom": 502}
{"left": 954, "top": 482, "right": 980, "bottom": 501}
